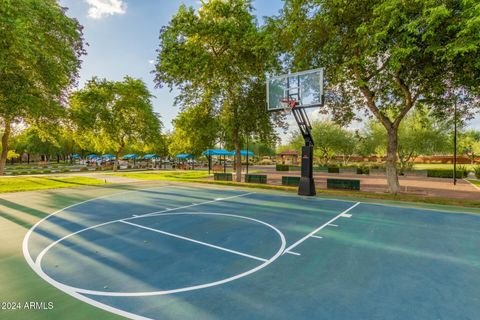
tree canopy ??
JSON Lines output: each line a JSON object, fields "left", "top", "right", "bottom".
{"left": 154, "top": 0, "right": 281, "bottom": 181}
{"left": 0, "top": 0, "right": 85, "bottom": 174}
{"left": 68, "top": 77, "right": 162, "bottom": 170}
{"left": 274, "top": 0, "right": 480, "bottom": 193}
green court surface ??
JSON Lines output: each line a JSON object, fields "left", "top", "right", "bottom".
{"left": 11, "top": 185, "right": 480, "bottom": 319}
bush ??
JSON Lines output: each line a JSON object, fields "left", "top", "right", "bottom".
{"left": 327, "top": 167, "right": 340, "bottom": 173}
{"left": 259, "top": 159, "right": 272, "bottom": 165}
{"left": 276, "top": 164, "right": 289, "bottom": 171}
{"left": 52, "top": 164, "right": 58, "bottom": 168}
{"left": 43, "top": 170, "right": 51, "bottom": 174}
{"left": 19, "top": 171, "right": 29, "bottom": 175}
{"left": 356, "top": 166, "right": 370, "bottom": 175}
{"left": 474, "top": 166, "right": 480, "bottom": 179}
{"left": 29, "top": 170, "right": 40, "bottom": 174}
{"left": 427, "top": 169, "right": 467, "bottom": 179}
{"left": 60, "top": 168, "right": 70, "bottom": 173}
{"left": 79, "top": 167, "right": 89, "bottom": 172}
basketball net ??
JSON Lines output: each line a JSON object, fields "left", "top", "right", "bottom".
{"left": 280, "top": 98, "right": 297, "bottom": 115}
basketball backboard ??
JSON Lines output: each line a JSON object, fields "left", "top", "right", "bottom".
{"left": 266, "top": 68, "right": 324, "bottom": 112}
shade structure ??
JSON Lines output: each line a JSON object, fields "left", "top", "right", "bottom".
{"left": 101, "top": 154, "right": 116, "bottom": 159}
{"left": 176, "top": 153, "right": 194, "bottom": 159}
{"left": 86, "top": 154, "right": 98, "bottom": 159}
{"left": 202, "top": 149, "right": 235, "bottom": 156}
{"left": 71, "top": 153, "right": 81, "bottom": 159}
{"left": 143, "top": 154, "right": 160, "bottom": 160}
{"left": 122, "top": 154, "right": 138, "bottom": 160}
{"left": 236, "top": 150, "right": 254, "bottom": 157}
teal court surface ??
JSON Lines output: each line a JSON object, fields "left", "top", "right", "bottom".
{"left": 23, "top": 185, "right": 480, "bottom": 320}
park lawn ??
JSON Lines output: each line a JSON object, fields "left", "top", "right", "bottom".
{"left": 413, "top": 163, "right": 477, "bottom": 171}
{"left": 112, "top": 170, "right": 210, "bottom": 181}
{"left": 468, "top": 179, "right": 480, "bottom": 187}
{"left": 0, "top": 176, "right": 106, "bottom": 193}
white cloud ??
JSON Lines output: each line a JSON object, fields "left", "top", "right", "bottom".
{"left": 148, "top": 60, "right": 155, "bottom": 64}
{"left": 85, "top": 0, "right": 127, "bottom": 19}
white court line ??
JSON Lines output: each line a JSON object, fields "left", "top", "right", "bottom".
{"left": 34, "top": 192, "right": 256, "bottom": 266}
{"left": 282, "top": 202, "right": 361, "bottom": 255}
{"left": 285, "top": 250, "right": 301, "bottom": 256}
{"left": 120, "top": 220, "right": 267, "bottom": 262}
{"left": 23, "top": 187, "right": 255, "bottom": 318}
{"left": 328, "top": 224, "right": 338, "bottom": 227}
{"left": 311, "top": 235, "right": 323, "bottom": 239}
{"left": 137, "top": 192, "right": 255, "bottom": 219}
{"left": 33, "top": 212, "right": 286, "bottom": 297}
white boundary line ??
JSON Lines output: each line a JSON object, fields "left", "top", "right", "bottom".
{"left": 120, "top": 220, "right": 268, "bottom": 262}
{"left": 311, "top": 235, "right": 323, "bottom": 239}
{"left": 284, "top": 250, "right": 301, "bottom": 256}
{"left": 139, "top": 192, "right": 255, "bottom": 218}
{"left": 22, "top": 186, "right": 254, "bottom": 319}
{"left": 282, "top": 202, "right": 361, "bottom": 255}
{"left": 22, "top": 186, "right": 174, "bottom": 320}
{"left": 465, "top": 178, "right": 480, "bottom": 191}
{"left": 34, "top": 212, "right": 285, "bottom": 297}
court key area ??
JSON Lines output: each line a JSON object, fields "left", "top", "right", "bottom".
{"left": 23, "top": 185, "right": 480, "bottom": 319}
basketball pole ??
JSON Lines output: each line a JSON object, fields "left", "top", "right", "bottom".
{"left": 292, "top": 107, "right": 316, "bottom": 196}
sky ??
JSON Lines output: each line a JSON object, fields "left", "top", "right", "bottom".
{"left": 59, "top": 0, "right": 479, "bottom": 135}
{"left": 59, "top": 0, "right": 284, "bottom": 132}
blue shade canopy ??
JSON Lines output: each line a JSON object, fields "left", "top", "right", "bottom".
{"left": 122, "top": 154, "right": 138, "bottom": 160}
{"left": 143, "top": 154, "right": 160, "bottom": 160}
{"left": 176, "top": 153, "right": 194, "bottom": 159}
{"left": 202, "top": 149, "right": 235, "bottom": 156}
{"left": 101, "top": 154, "right": 116, "bottom": 159}
{"left": 236, "top": 150, "right": 254, "bottom": 156}
{"left": 86, "top": 154, "right": 98, "bottom": 159}
{"left": 71, "top": 153, "right": 81, "bottom": 159}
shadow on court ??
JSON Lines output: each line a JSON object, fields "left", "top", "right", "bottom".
{"left": 23, "top": 185, "right": 480, "bottom": 320}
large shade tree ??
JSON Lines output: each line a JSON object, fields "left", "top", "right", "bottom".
{"left": 362, "top": 109, "right": 451, "bottom": 170}
{"left": 274, "top": 0, "right": 480, "bottom": 193}
{"left": 69, "top": 77, "right": 162, "bottom": 171}
{"left": 0, "top": 0, "right": 85, "bottom": 174}
{"left": 154, "top": 0, "right": 280, "bottom": 181}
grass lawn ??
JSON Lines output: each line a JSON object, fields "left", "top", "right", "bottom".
{"left": 0, "top": 176, "right": 106, "bottom": 193}
{"left": 468, "top": 179, "right": 480, "bottom": 187}
{"left": 413, "top": 163, "right": 478, "bottom": 171}
{"left": 112, "top": 170, "right": 211, "bottom": 180}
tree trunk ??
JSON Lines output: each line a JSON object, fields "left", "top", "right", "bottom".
{"left": 386, "top": 126, "right": 400, "bottom": 194}
{"left": 0, "top": 120, "right": 11, "bottom": 175}
{"left": 113, "top": 152, "right": 119, "bottom": 172}
{"left": 233, "top": 132, "right": 242, "bottom": 182}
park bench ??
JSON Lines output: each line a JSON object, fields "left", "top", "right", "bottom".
{"left": 245, "top": 174, "right": 267, "bottom": 184}
{"left": 327, "top": 178, "right": 360, "bottom": 190}
{"left": 282, "top": 176, "right": 300, "bottom": 186}
{"left": 214, "top": 173, "right": 232, "bottom": 181}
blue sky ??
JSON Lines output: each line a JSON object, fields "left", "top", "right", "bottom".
{"left": 59, "top": 0, "right": 284, "bottom": 131}
{"left": 59, "top": 0, "right": 479, "bottom": 132}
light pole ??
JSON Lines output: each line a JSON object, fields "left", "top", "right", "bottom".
{"left": 453, "top": 96, "right": 457, "bottom": 186}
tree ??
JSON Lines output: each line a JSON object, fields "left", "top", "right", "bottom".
{"left": 154, "top": 0, "right": 280, "bottom": 182}
{"left": 12, "top": 126, "right": 62, "bottom": 162}
{"left": 0, "top": 0, "right": 85, "bottom": 174}
{"left": 285, "top": 121, "right": 358, "bottom": 165}
{"left": 361, "top": 109, "right": 451, "bottom": 170}
{"left": 169, "top": 104, "right": 219, "bottom": 157}
{"left": 275, "top": 0, "right": 480, "bottom": 193}
{"left": 459, "top": 130, "right": 480, "bottom": 164}
{"left": 69, "top": 77, "right": 162, "bottom": 171}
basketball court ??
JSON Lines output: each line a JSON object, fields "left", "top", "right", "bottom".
{"left": 23, "top": 185, "right": 480, "bottom": 319}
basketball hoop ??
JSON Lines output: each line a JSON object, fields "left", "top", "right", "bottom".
{"left": 280, "top": 98, "right": 297, "bottom": 115}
